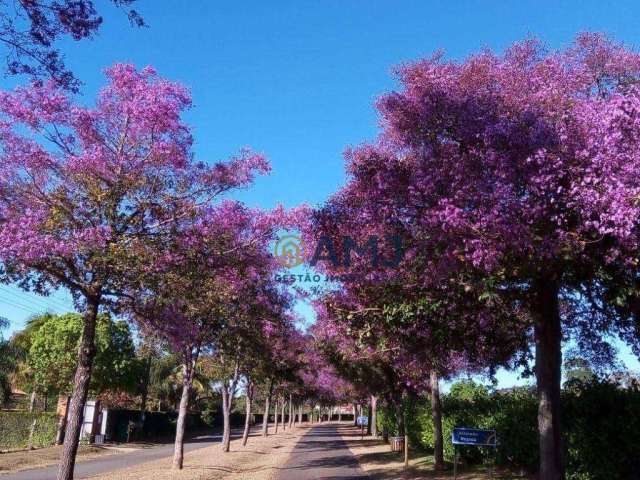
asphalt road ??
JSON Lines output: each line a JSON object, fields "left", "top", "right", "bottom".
{"left": 1, "top": 428, "right": 245, "bottom": 480}
{"left": 276, "top": 423, "right": 369, "bottom": 480}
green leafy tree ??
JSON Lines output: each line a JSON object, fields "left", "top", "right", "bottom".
{"left": 27, "top": 313, "right": 140, "bottom": 396}
{"left": 563, "top": 356, "right": 596, "bottom": 386}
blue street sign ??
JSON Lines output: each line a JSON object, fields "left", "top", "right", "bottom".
{"left": 452, "top": 427, "right": 497, "bottom": 446}
{"left": 357, "top": 416, "right": 368, "bottom": 426}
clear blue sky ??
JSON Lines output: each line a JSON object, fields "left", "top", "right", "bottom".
{"left": 1, "top": 0, "right": 640, "bottom": 386}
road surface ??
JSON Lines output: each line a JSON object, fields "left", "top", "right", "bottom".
{"left": 1, "top": 428, "right": 245, "bottom": 480}
{"left": 276, "top": 423, "right": 369, "bottom": 480}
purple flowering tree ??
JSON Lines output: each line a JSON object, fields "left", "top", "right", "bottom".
{"left": 125, "top": 202, "right": 288, "bottom": 464}
{"left": 0, "top": 65, "right": 269, "bottom": 480}
{"left": 314, "top": 34, "right": 640, "bottom": 479}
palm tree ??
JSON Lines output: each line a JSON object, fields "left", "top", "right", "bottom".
{"left": 0, "top": 317, "right": 17, "bottom": 405}
{"left": 9, "top": 313, "right": 56, "bottom": 409}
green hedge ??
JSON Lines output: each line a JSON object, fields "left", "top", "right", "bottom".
{"left": 0, "top": 411, "right": 58, "bottom": 450}
{"left": 562, "top": 380, "right": 640, "bottom": 480}
{"left": 376, "top": 379, "right": 640, "bottom": 480}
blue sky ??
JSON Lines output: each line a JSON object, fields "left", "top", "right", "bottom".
{"left": 1, "top": 0, "right": 640, "bottom": 386}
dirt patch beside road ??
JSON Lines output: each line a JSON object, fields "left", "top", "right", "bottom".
{"left": 87, "top": 425, "right": 307, "bottom": 480}
{"left": 0, "top": 444, "right": 117, "bottom": 474}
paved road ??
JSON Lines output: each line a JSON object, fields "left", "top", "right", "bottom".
{"left": 1, "top": 428, "right": 246, "bottom": 480}
{"left": 276, "top": 423, "right": 369, "bottom": 480}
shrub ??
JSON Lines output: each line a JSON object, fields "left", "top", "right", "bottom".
{"left": 562, "top": 380, "right": 640, "bottom": 480}
{"left": 376, "top": 404, "right": 397, "bottom": 436}
{"left": 201, "top": 407, "right": 216, "bottom": 427}
{"left": 0, "top": 411, "right": 58, "bottom": 450}
{"left": 377, "top": 379, "right": 640, "bottom": 479}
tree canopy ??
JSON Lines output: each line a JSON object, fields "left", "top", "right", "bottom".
{"left": 27, "top": 313, "right": 139, "bottom": 396}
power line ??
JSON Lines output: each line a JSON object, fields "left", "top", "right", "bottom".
{"left": 0, "top": 299, "right": 61, "bottom": 315}
{"left": 8, "top": 288, "right": 72, "bottom": 310}
{"left": 0, "top": 297, "right": 52, "bottom": 316}
{"left": 0, "top": 292, "right": 67, "bottom": 315}
{"left": 0, "top": 286, "right": 73, "bottom": 311}
{"left": 0, "top": 293, "right": 69, "bottom": 313}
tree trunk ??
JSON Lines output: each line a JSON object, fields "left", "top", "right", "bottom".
{"left": 221, "top": 362, "right": 240, "bottom": 453}
{"left": 140, "top": 356, "right": 152, "bottom": 412}
{"left": 534, "top": 278, "right": 564, "bottom": 480}
{"left": 242, "top": 382, "right": 253, "bottom": 446}
{"left": 288, "top": 394, "right": 293, "bottom": 429}
{"left": 29, "top": 391, "right": 36, "bottom": 413}
{"left": 56, "top": 298, "right": 99, "bottom": 480}
{"left": 172, "top": 364, "right": 192, "bottom": 469}
{"left": 280, "top": 398, "right": 286, "bottom": 431}
{"left": 404, "top": 430, "right": 409, "bottom": 468}
{"left": 367, "top": 401, "right": 372, "bottom": 435}
{"left": 402, "top": 401, "right": 409, "bottom": 468}
{"left": 28, "top": 418, "right": 37, "bottom": 450}
{"left": 430, "top": 370, "right": 445, "bottom": 470}
{"left": 221, "top": 386, "right": 232, "bottom": 452}
{"left": 371, "top": 395, "right": 377, "bottom": 437}
{"left": 274, "top": 399, "right": 280, "bottom": 433}
{"left": 396, "top": 401, "right": 405, "bottom": 436}
{"left": 262, "top": 380, "right": 273, "bottom": 437}
{"left": 353, "top": 403, "right": 358, "bottom": 426}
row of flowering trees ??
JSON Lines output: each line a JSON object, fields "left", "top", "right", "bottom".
{"left": 302, "top": 33, "right": 640, "bottom": 479}
{"left": 0, "top": 64, "right": 311, "bottom": 479}
{"left": 3, "top": 30, "right": 640, "bottom": 480}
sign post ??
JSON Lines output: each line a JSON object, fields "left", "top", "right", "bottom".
{"left": 357, "top": 415, "right": 368, "bottom": 439}
{"left": 453, "top": 445, "right": 458, "bottom": 479}
{"left": 451, "top": 427, "right": 497, "bottom": 480}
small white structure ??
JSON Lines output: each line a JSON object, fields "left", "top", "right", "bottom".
{"left": 80, "top": 400, "right": 102, "bottom": 442}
